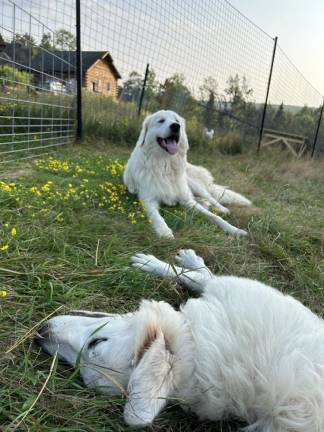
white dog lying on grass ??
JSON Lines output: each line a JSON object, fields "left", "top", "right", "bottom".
{"left": 123, "top": 110, "right": 251, "bottom": 238}
{"left": 37, "top": 249, "right": 324, "bottom": 431}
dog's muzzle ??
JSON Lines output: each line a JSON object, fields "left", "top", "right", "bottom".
{"left": 34, "top": 322, "right": 52, "bottom": 350}
{"left": 157, "top": 132, "right": 180, "bottom": 155}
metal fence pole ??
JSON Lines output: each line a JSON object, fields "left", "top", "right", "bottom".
{"left": 311, "top": 98, "right": 324, "bottom": 158}
{"left": 257, "top": 36, "right": 278, "bottom": 154}
{"left": 76, "top": 0, "right": 82, "bottom": 141}
{"left": 137, "top": 63, "right": 150, "bottom": 117}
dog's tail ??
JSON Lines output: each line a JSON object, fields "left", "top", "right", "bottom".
{"left": 210, "top": 184, "right": 252, "bottom": 206}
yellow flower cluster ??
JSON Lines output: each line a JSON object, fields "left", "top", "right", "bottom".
{"left": 0, "top": 157, "right": 148, "bottom": 233}
{"left": 108, "top": 160, "right": 125, "bottom": 177}
{"left": 34, "top": 157, "right": 71, "bottom": 173}
{"left": 0, "top": 224, "right": 18, "bottom": 253}
{"left": 0, "top": 181, "right": 16, "bottom": 193}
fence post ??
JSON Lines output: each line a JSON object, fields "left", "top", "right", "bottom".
{"left": 311, "top": 98, "right": 324, "bottom": 158}
{"left": 137, "top": 63, "right": 150, "bottom": 117}
{"left": 257, "top": 36, "right": 278, "bottom": 154}
{"left": 76, "top": 0, "right": 82, "bottom": 141}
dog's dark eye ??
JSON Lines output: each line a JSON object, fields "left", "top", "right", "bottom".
{"left": 88, "top": 337, "right": 108, "bottom": 350}
{"left": 158, "top": 119, "right": 165, "bottom": 123}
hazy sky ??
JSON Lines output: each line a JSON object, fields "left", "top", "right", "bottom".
{"left": 230, "top": 0, "right": 324, "bottom": 95}
{"left": 3, "top": 0, "right": 323, "bottom": 104}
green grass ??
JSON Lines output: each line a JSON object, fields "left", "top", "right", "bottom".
{"left": 0, "top": 143, "right": 324, "bottom": 431}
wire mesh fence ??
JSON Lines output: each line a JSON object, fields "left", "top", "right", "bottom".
{"left": 0, "top": 0, "right": 76, "bottom": 163}
{"left": 0, "top": 0, "right": 323, "bottom": 162}
{"left": 80, "top": 0, "right": 276, "bottom": 152}
{"left": 263, "top": 45, "right": 324, "bottom": 157}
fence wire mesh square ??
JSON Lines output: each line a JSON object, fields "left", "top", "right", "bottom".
{"left": 0, "top": 0, "right": 76, "bottom": 163}
{"left": 0, "top": 0, "right": 323, "bottom": 162}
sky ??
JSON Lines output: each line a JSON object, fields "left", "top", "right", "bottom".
{"left": 2, "top": 0, "right": 323, "bottom": 105}
{"left": 229, "top": 0, "right": 324, "bottom": 95}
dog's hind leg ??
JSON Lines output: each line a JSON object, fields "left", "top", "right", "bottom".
{"left": 210, "top": 184, "right": 252, "bottom": 207}
{"left": 131, "top": 252, "right": 212, "bottom": 293}
{"left": 187, "top": 177, "right": 230, "bottom": 215}
{"left": 182, "top": 199, "right": 247, "bottom": 237}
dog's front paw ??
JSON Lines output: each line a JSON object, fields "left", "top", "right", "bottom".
{"left": 234, "top": 228, "right": 248, "bottom": 237}
{"left": 156, "top": 227, "right": 174, "bottom": 239}
{"left": 219, "top": 206, "right": 230, "bottom": 215}
{"left": 131, "top": 253, "right": 169, "bottom": 276}
{"left": 214, "top": 204, "right": 230, "bottom": 215}
{"left": 176, "top": 249, "right": 205, "bottom": 269}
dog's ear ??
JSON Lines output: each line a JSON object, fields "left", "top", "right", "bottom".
{"left": 180, "top": 117, "right": 189, "bottom": 150}
{"left": 123, "top": 329, "right": 175, "bottom": 427}
{"left": 137, "top": 115, "right": 150, "bottom": 147}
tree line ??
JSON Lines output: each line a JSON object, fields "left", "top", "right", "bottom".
{"left": 119, "top": 68, "right": 323, "bottom": 149}
{"left": 10, "top": 29, "right": 76, "bottom": 54}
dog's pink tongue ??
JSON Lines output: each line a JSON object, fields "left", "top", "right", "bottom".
{"left": 166, "top": 138, "right": 178, "bottom": 154}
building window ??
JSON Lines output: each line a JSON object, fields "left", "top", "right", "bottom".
{"left": 92, "top": 81, "right": 98, "bottom": 92}
{"left": 107, "top": 82, "right": 111, "bottom": 91}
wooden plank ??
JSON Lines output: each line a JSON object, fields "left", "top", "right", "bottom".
{"left": 262, "top": 137, "right": 282, "bottom": 147}
{"left": 261, "top": 134, "right": 307, "bottom": 158}
{"left": 264, "top": 128, "right": 306, "bottom": 140}
{"left": 282, "top": 138, "right": 298, "bottom": 157}
{"left": 264, "top": 133, "right": 304, "bottom": 143}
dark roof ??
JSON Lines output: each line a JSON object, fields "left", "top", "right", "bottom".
{"left": 31, "top": 50, "right": 121, "bottom": 79}
{"left": 0, "top": 34, "right": 6, "bottom": 51}
{"left": 1, "top": 42, "right": 30, "bottom": 67}
{"left": 0, "top": 51, "right": 11, "bottom": 66}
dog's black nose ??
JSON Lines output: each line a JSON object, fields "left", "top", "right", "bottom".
{"left": 170, "top": 122, "right": 180, "bottom": 133}
{"left": 34, "top": 323, "right": 50, "bottom": 346}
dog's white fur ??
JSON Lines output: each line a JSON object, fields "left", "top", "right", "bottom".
{"left": 123, "top": 110, "right": 251, "bottom": 238}
{"left": 38, "top": 249, "right": 324, "bottom": 431}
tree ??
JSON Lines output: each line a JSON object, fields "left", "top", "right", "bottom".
{"left": 199, "top": 76, "right": 218, "bottom": 102}
{"left": 225, "top": 74, "right": 253, "bottom": 107}
{"left": 55, "top": 29, "right": 76, "bottom": 50}
{"left": 223, "top": 74, "right": 257, "bottom": 131}
{"left": 157, "top": 73, "right": 199, "bottom": 117}
{"left": 293, "top": 105, "right": 316, "bottom": 136}
{"left": 200, "top": 77, "right": 218, "bottom": 129}
{"left": 39, "top": 33, "right": 54, "bottom": 50}
{"left": 272, "top": 102, "right": 286, "bottom": 130}
{"left": 142, "top": 68, "right": 159, "bottom": 111}
{"left": 15, "top": 33, "right": 36, "bottom": 47}
{"left": 119, "top": 71, "right": 143, "bottom": 103}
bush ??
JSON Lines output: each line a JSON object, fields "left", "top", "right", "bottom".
{"left": 83, "top": 92, "right": 141, "bottom": 145}
{"left": 185, "top": 116, "right": 212, "bottom": 149}
{"left": 215, "top": 132, "right": 244, "bottom": 155}
{"left": 0, "top": 64, "right": 31, "bottom": 87}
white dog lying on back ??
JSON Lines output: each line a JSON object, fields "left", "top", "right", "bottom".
{"left": 123, "top": 110, "right": 251, "bottom": 238}
{"left": 37, "top": 249, "right": 324, "bottom": 431}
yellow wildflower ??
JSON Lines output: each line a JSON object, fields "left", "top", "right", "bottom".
{"left": 11, "top": 228, "right": 17, "bottom": 236}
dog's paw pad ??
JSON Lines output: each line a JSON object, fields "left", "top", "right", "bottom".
{"left": 176, "top": 249, "right": 205, "bottom": 269}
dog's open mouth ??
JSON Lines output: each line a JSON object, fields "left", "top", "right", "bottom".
{"left": 157, "top": 135, "right": 179, "bottom": 155}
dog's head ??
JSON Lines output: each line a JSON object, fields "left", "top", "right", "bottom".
{"left": 35, "top": 301, "right": 194, "bottom": 427}
{"left": 137, "top": 110, "right": 188, "bottom": 156}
